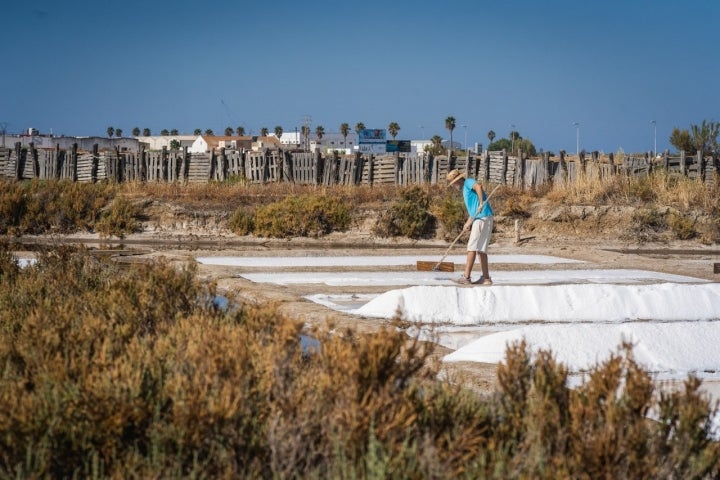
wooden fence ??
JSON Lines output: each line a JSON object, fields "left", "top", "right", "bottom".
{"left": 0, "top": 142, "right": 717, "bottom": 189}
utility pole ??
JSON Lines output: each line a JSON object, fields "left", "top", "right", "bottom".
{"left": 573, "top": 122, "right": 580, "bottom": 156}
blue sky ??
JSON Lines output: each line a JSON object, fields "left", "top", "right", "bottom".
{"left": 1, "top": 0, "right": 718, "bottom": 154}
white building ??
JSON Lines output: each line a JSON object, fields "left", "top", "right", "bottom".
{"left": 135, "top": 135, "right": 198, "bottom": 151}
{"left": 411, "top": 140, "right": 432, "bottom": 153}
{"left": 279, "top": 131, "right": 301, "bottom": 147}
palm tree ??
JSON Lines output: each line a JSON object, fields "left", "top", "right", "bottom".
{"left": 115, "top": 128, "right": 123, "bottom": 138}
{"left": 388, "top": 122, "right": 400, "bottom": 140}
{"left": 170, "top": 129, "right": 179, "bottom": 135}
{"left": 143, "top": 128, "right": 151, "bottom": 136}
{"left": 132, "top": 127, "right": 140, "bottom": 137}
{"left": 354, "top": 122, "right": 365, "bottom": 134}
{"left": 445, "top": 116, "right": 456, "bottom": 155}
{"left": 224, "top": 127, "right": 234, "bottom": 136}
{"left": 160, "top": 129, "right": 169, "bottom": 136}
{"left": 193, "top": 129, "right": 202, "bottom": 135}
{"left": 274, "top": 126, "right": 283, "bottom": 139}
{"left": 236, "top": 126, "right": 245, "bottom": 136}
{"left": 261, "top": 127, "right": 269, "bottom": 137}
{"left": 487, "top": 130, "right": 495, "bottom": 147}
{"left": 106, "top": 126, "right": 114, "bottom": 138}
{"left": 340, "top": 123, "right": 350, "bottom": 149}
{"left": 204, "top": 129, "right": 214, "bottom": 136}
{"left": 315, "top": 126, "right": 325, "bottom": 143}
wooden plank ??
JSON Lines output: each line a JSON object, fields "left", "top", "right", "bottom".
{"left": 714, "top": 263, "right": 720, "bottom": 274}
{"left": 416, "top": 260, "right": 455, "bottom": 272}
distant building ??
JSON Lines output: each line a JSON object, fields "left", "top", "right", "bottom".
{"left": 279, "top": 131, "right": 301, "bottom": 147}
{"left": 411, "top": 140, "right": 432, "bottom": 153}
{"left": 136, "top": 135, "right": 197, "bottom": 151}
{"left": 6, "top": 133, "right": 138, "bottom": 152}
{"left": 280, "top": 131, "right": 358, "bottom": 154}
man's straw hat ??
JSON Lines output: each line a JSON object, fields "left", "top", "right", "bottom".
{"left": 446, "top": 169, "right": 465, "bottom": 186}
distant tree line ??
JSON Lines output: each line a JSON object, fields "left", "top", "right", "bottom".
{"left": 104, "top": 118, "right": 719, "bottom": 157}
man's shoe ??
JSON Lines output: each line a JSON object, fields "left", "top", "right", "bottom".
{"left": 453, "top": 275, "right": 472, "bottom": 285}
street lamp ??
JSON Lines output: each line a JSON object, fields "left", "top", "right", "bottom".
{"left": 462, "top": 125, "right": 467, "bottom": 151}
{"left": 651, "top": 120, "right": 657, "bottom": 157}
{"left": 573, "top": 122, "right": 580, "bottom": 156}
{"left": 419, "top": 125, "right": 424, "bottom": 140}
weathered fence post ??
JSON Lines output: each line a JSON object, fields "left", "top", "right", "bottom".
{"left": 352, "top": 151, "right": 362, "bottom": 185}
{"left": 697, "top": 151, "right": 704, "bottom": 181}
{"left": 501, "top": 149, "right": 508, "bottom": 185}
{"left": 29, "top": 143, "right": 39, "bottom": 179}
{"left": 282, "top": 149, "right": 294, "bottom": 182}
{"left": 160, "top": 146, "right": 168, "bottom": 182}
{"left": 92, "top": 144, "right": 99, "bottom": 182}
{"left": 71, "top": 143, "right": 78, "bottom": 182}
{"left": 168, "top": 147, "right": 176, "bottom": 182}
{"left": 314, "top": 149, "right": 322, "bottom": 185}
{"left": 680, "top": 150, "right": 687, "bottom": 176}
{"left": 368, "top": 154, "right": 375, "bottom": 186}
{"left": 559, "top": 150, "right": 568, "bottom": 183}
{"left": 54, "top": 144, "right": 61, "bottom": 179}
{"left": 483, "top": 150, "right": 490, "bottom": 182}
{"left": 13, "top": 142, "right": 22, "bottom": 180}
{"left": 180, "top": 146, "right": 187, "bottom": 183}
{"left": 394, "top": 152, "right": 402, "bottom": 185}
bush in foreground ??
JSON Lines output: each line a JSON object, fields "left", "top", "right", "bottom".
{"left": 0, "top": 246, "right": 718, "bottom": 478}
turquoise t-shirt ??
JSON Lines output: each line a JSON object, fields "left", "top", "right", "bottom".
{"left": 463, "top": 178, "right": 493, "bottom": 219}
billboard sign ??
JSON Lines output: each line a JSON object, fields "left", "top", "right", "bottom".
{"left": 358, "top": 129, "right": 386, "bottom": 143}
{"left": 386, "top": 140, "right": 411, "bottom": 153}
{"left": 355, "top": 143, "right": 387, "bottom": 154}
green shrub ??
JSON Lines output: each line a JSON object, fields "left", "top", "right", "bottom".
{"left": 629, "top": 176, "right": 657, "bottom": 202}
{"left": 668, "top": 211, "right": 696, "bottom": 240}
{"left": 254, "top": 194, "right": 351, "bottom": 238}
{"left": 0, "top": 180, "right": 24, "bottom": 235}
{"left": 94, "top": 196, "right": 142, "bottom": 238}
{"left": 228, "top": 207, "right": 255, "bottom": 235}
{"left": 0, "top": 179, "right": 115, "bottom": 235}
{"left": 373, "top": 186, "right": 436, "bottom": 239}
{"left": 431, "top": 192, "right": 465, "bottom": 240}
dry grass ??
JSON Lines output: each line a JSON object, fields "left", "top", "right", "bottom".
{"left": 547, "top": 169, "right": 719, "bottom": 211}
{"left": 2, "top": 173, "right": 720, "bottom": 244}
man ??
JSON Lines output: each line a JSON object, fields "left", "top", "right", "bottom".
{"left": 447, "top": 169, "right": 494, "bottom": 285}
